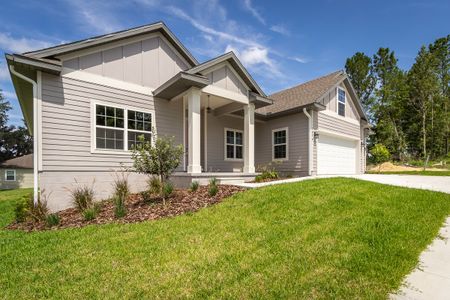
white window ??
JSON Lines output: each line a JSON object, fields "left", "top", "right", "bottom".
{"left": 272, "top": 128, "right": 288, "bottom": 161}
{"left": 5, "top": 170, "right": 16, "bottom": 181}
{"left": 94, "top": 103, "right": 152, "bottom": 152}
{"left": 337, "top": 88, "right": 346, "bottom": 117}
{"left": 225, "top": 128, "right": 243, "bottom": 160}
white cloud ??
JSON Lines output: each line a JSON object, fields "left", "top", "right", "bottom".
{"left": 243, "top": 0, "right": 266, "bottom": 25}
{"left": 290, "top": 56, "right": 308, "bottom": 63}
{"left": 0, "top": 64, "right": 10, "bottom": 81}
{"left": 0, "top": 33, "right": 52, "bottom": 53}
{"left": 270, "top": 24, "right": 290, "bottom": 36}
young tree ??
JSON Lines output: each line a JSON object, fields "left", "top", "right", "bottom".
{"left": 369, "top": 143, "right": 391, "bottom": 172}
{"left": 345, "top": 52, "right": 375, "bottom": 115}
{"left": 407, "top": 46, "right": 439, "bottom": 160}
{"left": 132, "top": 133, "right": 183, "bottom": 205}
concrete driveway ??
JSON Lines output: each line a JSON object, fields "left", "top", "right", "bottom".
{"left": 347, "top": 174, "right": 450, "bottom": 194}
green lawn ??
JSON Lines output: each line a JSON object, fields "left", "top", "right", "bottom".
{"left": 1, "top": 179, "right": 450, "bottom": 299}
{"left": 367, "top": 170, "right": 450, "bottom": 176}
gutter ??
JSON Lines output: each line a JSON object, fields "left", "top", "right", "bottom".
{"left": 9, "top": 65, "right": 39, "bottom": 206}
{"left": 303, "top": 108, "right": 313, "bottom": 176}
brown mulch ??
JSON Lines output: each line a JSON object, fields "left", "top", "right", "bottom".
{"left": 7, "top": 185, "right": 245, "bottom": 232}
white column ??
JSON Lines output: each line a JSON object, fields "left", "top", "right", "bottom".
{"left": 243, "top": 103, "right": 255, "bottom": 173}
{"left": 187, "top": 88, "right": 202, "bottom": 173}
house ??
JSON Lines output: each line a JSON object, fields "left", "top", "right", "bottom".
{"left": 6, "top": 22, "right": 369, "bottom": 211}
{"left": 0, "top": 154, "right": 34, "bottom": 190}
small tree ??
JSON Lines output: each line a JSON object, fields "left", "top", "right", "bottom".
{"left": 370, "top": 143, "right": 391, "bottom": 172}
{"left": 131, "top": 133, "right": 183, "bottom": 204}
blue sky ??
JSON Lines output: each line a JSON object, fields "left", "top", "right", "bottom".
{"left": 1, "top": 0, "right": 449, "bottom": 126}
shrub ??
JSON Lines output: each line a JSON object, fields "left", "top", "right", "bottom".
{"left": 132, "top": 133, "right": 183, "bottom": 205}
{"left": 83, "top": 207, "right": 98, "bottom": 221}
{"left": 189, "top": 180, "right": 199, "bottom": 192}
{"left": 46, "top": 214, "right": 60, "bottom": 227}
{"left": 112, "top": 172, "right": 129, "bottom": 218}
{"left": 370, "top": 144, "right": 391, "bottom": 171}
{"left": 162, "top": 181, "right": 174, "bottom": 198}
{"left": 148, "top": 176, "right": 162, "bottom": 195}
{"left": 208, "top": 178, "right": 218, "bottom": 197}
{"left": 256, "top": 163, "right": 279, "bottom": 181}
{"left": 254, "top": 175, "right": 263, "bottom": 183}
{"left": 14, "top": 192, "right": 50, "bottom": 223}
{"left": 69, "top": 181, "right": 95, "bottom": 212}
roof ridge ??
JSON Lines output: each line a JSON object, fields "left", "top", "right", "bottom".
{"left": 269, "top": 70, "right": 343, "bottom": 97}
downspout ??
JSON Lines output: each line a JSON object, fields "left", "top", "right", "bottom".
{"left": 9, "top": 65, "right": 39, "bottom": 205}
{"left": 303, "top": 108, "right": 313, "bottom": 176}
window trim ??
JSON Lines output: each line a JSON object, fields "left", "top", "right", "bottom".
{"left": 337, "top": 87, "right": 346, "bottom": 117}
{"left": 272, "top": 127, "right": 289, "bottom": 161}
{"left": 5, "top": 169, "right": 16, "bottom": 181}
{"left": 224, "top": 128, "right": 244, "bottom": 161}
{"left": 90, "top": 100, "right": 155, "bottom": 155}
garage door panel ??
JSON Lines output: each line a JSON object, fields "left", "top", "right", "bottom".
{"left": 317, "top": 134, "right": 357, "bottom": 175}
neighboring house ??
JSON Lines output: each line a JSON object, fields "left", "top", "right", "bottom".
{"left": 6, "top": 22, "right": 369, "bottom": 211}
{"left": 0, "top": 154, "right": 33, "bottom": 190}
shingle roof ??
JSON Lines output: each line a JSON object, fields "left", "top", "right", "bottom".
{"left": 256, "top": 70, "right": 345, "bottom": 115}
{"left": 0, "top": 154, "right": 33, "bottom": 169}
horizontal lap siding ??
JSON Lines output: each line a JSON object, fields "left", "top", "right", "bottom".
{"left": 318, "top": 112, "right": 360, "bottom": 137}
{"left": 255, "top": 113, "right": 308, "bottom": 175}
{"left": 41, "top": 73, "right": 183, "bottom": 172}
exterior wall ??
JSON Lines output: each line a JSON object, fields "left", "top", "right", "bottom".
{"left": 317, "top": 82, "right": 359, "bottom": 121}
{"left": 205, "top": 114, "right": 244, "bottom": 172}
{"left": 0, "top": 168, "right": 33, "bottom": 190}
{"left": 205, "top": 65, "right": 248, "bottom": 95}
{"left": 62, "top": 35, "right": 189, "bottom": 89}
{"left": 40, "top": 72, "right": 184, "bottom": 211}
{"left": 255, "top": 113, "right": 309, "bottom": 176}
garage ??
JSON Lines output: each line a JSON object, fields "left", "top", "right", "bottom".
{"left": 317, "top": 133, "right": 358, "bottom": 175}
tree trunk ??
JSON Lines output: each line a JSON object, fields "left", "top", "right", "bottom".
{"left": 422, "top": 109, "right": 427, "bottom": 161}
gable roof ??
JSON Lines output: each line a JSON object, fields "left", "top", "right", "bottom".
{"left": 0, "top": 154, "right": 33, "bottom": 169}
{"left": 21, "top": 21, "right": 198, "bottom": 67}
{"left": 186, "top": 52, "right": 266, "bottom": 97}
{"left": 256, "top": 70, "right": 367, "bottom": 121}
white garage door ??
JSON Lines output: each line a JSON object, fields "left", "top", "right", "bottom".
{"left": 317, "top": 134, "right": 357, "bottom": 175}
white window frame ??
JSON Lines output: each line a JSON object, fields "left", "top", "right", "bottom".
{"left": 224, "top": 128, "right": 244, "bottom": 161}
{"left": 90, "top": 100, "right": 155, "bottom": 155}
{"left": 5, "top": 169, "right": 16, "bottom": 181}
{"left": 272, "top": 127, "right": 289, "bottom": 161}
{"left": 337, "top": 87, "right": 346, "bottom": 117}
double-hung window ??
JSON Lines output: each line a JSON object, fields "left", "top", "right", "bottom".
{"left": 5, "top": 170, "right": 16, "bottom": 181}
{"left": 225, "top": 129, "right": 243, "bottom": 160}
{"left": 273, "top": 128, "right": 288, "bottom": 160}
{"left": 337, "top": 88, "right": 346, "bottom": 117}
{"left": 95, "top": 103, "right": 152, "bottom": 151}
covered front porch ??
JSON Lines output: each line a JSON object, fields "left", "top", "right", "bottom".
{"left": 153, "top": 53, "right": 272, "bottom": 183}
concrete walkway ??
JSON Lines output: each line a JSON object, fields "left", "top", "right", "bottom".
{"left": 236, "top": 174, "right": 450, "bottom": 194}
{"left": 391, "top": 216, "right": 450, "bottom": 300}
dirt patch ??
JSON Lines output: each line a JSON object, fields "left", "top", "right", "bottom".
{"left": 7, "top": 185, "right": 245, "bottom": 232}
{"left": 369, "top": 162, "right": 447, "bottom": 172}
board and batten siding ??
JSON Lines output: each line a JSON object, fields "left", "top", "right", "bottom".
{"left": 255, "top": 113, "right": 309, "bottom": 176}
{"left": 317, "top": 82, "right": 359, "bottom": 121}
{"left": 62, "top": 35, "right": 189, "bottom": 89}
{"left": 205, "top": 65, "right": 248, "bottom": 96}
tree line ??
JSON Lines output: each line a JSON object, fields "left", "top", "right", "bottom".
{"left": 345, "top": 35, "right": 449, "bottom": 162}
{"left": 0, "top": 89, "right": 33, "bottom": 163}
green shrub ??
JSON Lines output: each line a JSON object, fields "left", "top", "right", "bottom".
{"left": 189, "top": 180, "right": 199, "bottom": 192}
{"left": 112, "top": 172, "right": 129, "bottom": 218}
{"left": 148, "top": 176, "right": 162, "bottom": 195}
{"left": 46, "top": 214, "right": 60, "bottom": 227}
{"left": 256, "top": 163, "right": 279, "bottom": 181}
{"left": 254, "top": 175, "right": 263, "bottom": 183}
{"left": 208, "top": 178, "right": 218, "bottom": 197}
{"left": 14, "top": 192, "right": 50, "bottom": 223}
{"left": 83, "top": 207, "right": 98, "bottom": 221}
{"left": 69, "top": 182, "right": 95, "bottom": 212}
{"left": 370, "top": 144, "right": 391, "bottom": 171}
{"left": 162, "top": 181, "right": 174, "bottom": 198}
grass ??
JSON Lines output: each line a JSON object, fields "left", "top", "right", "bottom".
{"left": 1, "top": 179, "right": 450, "bottom": 299}
{"left": 367, "top": 170, "right": 450, "bottom": 176}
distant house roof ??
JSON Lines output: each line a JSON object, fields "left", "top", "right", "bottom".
{"left": 256, "top": 70, "right": 345, "bottom": 116}
{"left": 0, "top": 154, "right": 33, "bottom": 169}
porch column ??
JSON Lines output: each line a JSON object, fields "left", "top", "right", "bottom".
{"left": 187, "top": 87, "right": 202, "bottom": 173}
{"left": 243, "top": 103, "right": 255, "bottom": 173}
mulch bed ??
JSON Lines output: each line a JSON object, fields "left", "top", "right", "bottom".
{"left": 7, "top": 185, "right": 245, "bottom": 232}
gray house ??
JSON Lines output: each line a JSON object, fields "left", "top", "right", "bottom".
{"left": 0, "top": 154, "right": 34, "bottom": 190}
{"left": 6, "top": 22, "right": 369, "bottom": 211}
